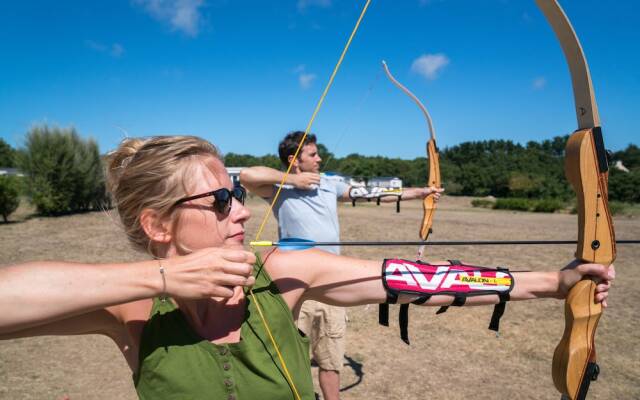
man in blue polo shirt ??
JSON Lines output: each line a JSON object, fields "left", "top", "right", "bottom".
{"left": 240, "top": 131, "right": 442, "bottom": 400}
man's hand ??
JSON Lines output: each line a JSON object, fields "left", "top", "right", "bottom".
{"left": 558, "top": 260, "right": 615, "bottom": 307}
{"left": 419, "top": 186, "right": 445, "bottom": 202}
{"left": 292, "top": 172, "right": 321, "bottom": 190}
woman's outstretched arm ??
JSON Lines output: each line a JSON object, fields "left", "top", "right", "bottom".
{"left": 265, "top": 249, "right": 614, "bottom": 309}
{"left": 0, "top": 248, "right": 256, "bottom": 337}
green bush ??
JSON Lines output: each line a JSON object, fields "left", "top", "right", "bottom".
{"left": 16, "top": 125, "right": 108, "bottom": 215}
{"left": 609, "top": 169, "right": 640, "bottom": 203}
{"left": 471, "top": 198, "right": 494, "bottom": 208}
{"left": 532, "top": 198, "right": 565, "bottom": 213}
{"left": 569, "top": 200, "right": 634, "bottom": 216}
{"left": 0, "top": 138, "right": 16, "bottom": 167}
{"left": 0, "top": 175, "right": 21, "bottom": 222}
{"left": 608, "top": 201, "right": 628, "bottom": 216}
{"left": 493, "top": 198, "right": 532, "bottom": 211}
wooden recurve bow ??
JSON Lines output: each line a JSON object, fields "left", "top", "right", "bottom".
{"left": 381, "top": 60, "right": 441, "bottom": 241}
{"left": 535, "top": 1, "right": 616, "bottom": 399}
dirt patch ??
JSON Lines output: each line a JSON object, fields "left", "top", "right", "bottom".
{"left": 1, "top": 196, "right": 638, "bottom": 399}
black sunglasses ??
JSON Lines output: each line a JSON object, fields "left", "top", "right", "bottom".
{"left": 174, "top": 185, "right": 246, "bottom": 215}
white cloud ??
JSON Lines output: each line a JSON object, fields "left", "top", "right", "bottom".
{"left": 532, "top": 76, "right": 547, "bottom": 90}
{"left": 134, "top": 0, "right": 204, "bottom": 37}
{"left": 293, "top": 65, "right": 316, "bottom": 89}
{"left": 299, "top": 73, "right": 317, "bottom": 89}
{"left": 297, "top": 0, "right": 332, "bottom": 12}
{"left": 85, "top": 40, "right": 125, "bottom": 58}
{"left": 111, "top": 43, "right": 125, "bottom": 58}
{"left": 411, "top": 53, "right": 450, "bottom": 80}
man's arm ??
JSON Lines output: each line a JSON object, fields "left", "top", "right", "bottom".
{"left": 240, "top": 166, "right": 320, "bottom": 198}
{"left": 338, "top": 186, "right": 444, "bottom": 203}
{"left": 378, "top": 187, "right": 443, "bottom": 203}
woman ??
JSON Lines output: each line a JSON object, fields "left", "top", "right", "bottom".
{"left": 0, "top": 136, "right": 614, "bottom": 400}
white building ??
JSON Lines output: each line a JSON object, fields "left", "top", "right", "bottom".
{"left": 226, "top": 167, "right": 245, "bottom": 185}
{"left": 0, "top": 168, "right": 23, "bottom": 177}
{"left": 323, "top": 172, "right": 365, "bottom": 187}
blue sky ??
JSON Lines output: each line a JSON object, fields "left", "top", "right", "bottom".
{"left": 1, "top": 0, "right": 638, "bottom": 159}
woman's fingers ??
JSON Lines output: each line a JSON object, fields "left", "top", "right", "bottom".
{"left": 219, "top": 260, "right": 254, "bottom": 278}
{"left": 218, "top": 249, "right": 256, "bottom": 265}
{"left": 162, "top": 247, "right": 258, "bottom": 300}
{"left": 214, "top": 268, "right": 255, "bottom": 288}
{"left": 575, "top": 262, "right": 615, "bottom": 283}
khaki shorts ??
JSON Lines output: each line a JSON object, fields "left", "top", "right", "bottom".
{"left": 297, "top": 300, "right": 346, "bottom": 372}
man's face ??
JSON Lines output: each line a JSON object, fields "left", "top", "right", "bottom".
{"left": 295, "top": 143, "right": 322, "bottom": 173}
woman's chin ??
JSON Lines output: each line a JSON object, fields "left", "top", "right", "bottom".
{"left": 225, "top": 241, "right": 245, "bottom": 250}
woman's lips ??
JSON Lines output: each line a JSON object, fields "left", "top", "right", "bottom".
{"left": 229, "top": 232, "right": 245, "bottom": 242}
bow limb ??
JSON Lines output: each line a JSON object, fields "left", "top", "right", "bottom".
{"left": 535, "top": 1, "right": 616, "bottom": 399}
{"left": 381, "top": 61, "right": 441, "bottom": 240}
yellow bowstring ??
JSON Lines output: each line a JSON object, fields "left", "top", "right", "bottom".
{"left": 248, "top": 1, "right": 372, "bottom": 398}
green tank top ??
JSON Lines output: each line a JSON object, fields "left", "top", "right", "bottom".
{"left": 134, "top": 256, "right": 314, "bottom": 400}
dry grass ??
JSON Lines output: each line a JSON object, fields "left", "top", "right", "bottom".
{"left": 1, "top": 196, "right": 639, "bottom": 400}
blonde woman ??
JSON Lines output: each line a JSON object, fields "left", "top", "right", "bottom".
{"left": 0, "top": 136, "right": 614, "bottom": 400}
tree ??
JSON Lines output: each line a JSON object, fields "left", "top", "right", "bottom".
{"left": 0, "top": 138, "right": 16, "bottom": 167}
{"left": 0, "top": 175, "right": 20, "bottom": 222}
{"left": 609, "top": 168, "right": 640, "bottom": 203}
{"left": 613, "top": 144, "right": 640, "bottom": 170}
{"left": 17, "top": 125, "right": 108, "bottom": 215}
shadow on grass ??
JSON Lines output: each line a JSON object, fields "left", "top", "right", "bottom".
{"left": 0, "top": 220, "right": 22, "bottom": 225}
{"left": 2, "top": 203, "right": 115, "bottom": 225}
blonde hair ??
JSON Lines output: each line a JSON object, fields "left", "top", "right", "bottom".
{"left": 105, "top": 136, "right": 221, "bottom": 255}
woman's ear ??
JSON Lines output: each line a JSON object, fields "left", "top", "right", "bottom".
{"left": 140, "top": 208, "right": 172, "bottom": 244}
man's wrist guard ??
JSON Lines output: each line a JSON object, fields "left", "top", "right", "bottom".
{"left": 350, "top": 187, "right": 402, "bottom": 213}
{"left": 379, "top": 259, "right": 513, "bottom": 344}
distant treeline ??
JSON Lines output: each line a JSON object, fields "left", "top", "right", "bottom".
{"left": 1, "top": 129, "right": 638, "bottom": 222}
{"left": 225, "top": 136, "right": 640, "bottom": 203}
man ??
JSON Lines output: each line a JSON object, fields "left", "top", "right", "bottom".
{"left": 240, "top": 131, "right": 442, "bottom": 400}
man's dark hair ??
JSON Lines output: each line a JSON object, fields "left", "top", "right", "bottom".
{"left": 278, "top": 131, "right": 317, "bottom": 167}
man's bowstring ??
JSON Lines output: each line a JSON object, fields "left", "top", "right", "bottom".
{"left": 322, "top": 68, "right": 382, "bottom": 173}
{"left": 247, "top": 2, "right": 372, "bottom": 399}
{"left": 252, "top": 0, "right": 372, "bottom": 242}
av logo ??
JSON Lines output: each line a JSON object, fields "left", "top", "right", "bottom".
{"left": 384, "top": 262, "right": 511, "bottom": 293}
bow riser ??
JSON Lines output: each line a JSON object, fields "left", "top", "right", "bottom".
{"left": 564, "top": 128, "right": 616, "bottom": 263}
{"left": 421, "top": 138, "right": 441, "bottom": 240}
{"left": 552, "top": 127, "right": 616, "bottom": 400}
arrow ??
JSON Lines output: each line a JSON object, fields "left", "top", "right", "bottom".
{"left": 250, "top": 238, "right": 640, "bottom": 249}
